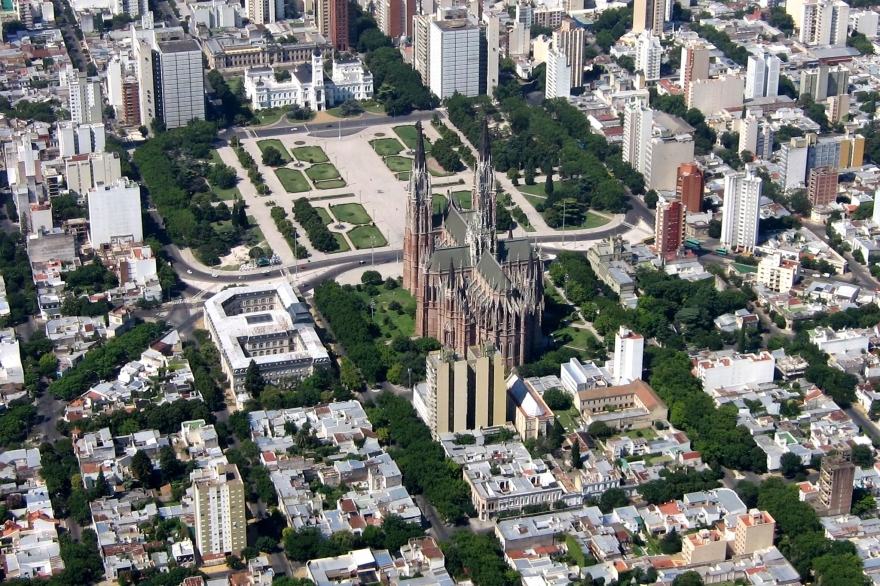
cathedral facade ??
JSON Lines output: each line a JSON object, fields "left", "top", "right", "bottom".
{"left": 402, "top": 120, "right": 544, "bottom": 368}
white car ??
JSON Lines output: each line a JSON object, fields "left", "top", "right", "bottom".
{"left": 211, "top": 273, "right": 219, "bottom": 278}
{"left": 186, "top": 270, "right": 193, "bottom": 274}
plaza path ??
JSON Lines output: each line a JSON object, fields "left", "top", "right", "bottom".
{"left": 215, "top": 143, "right": 305, "bottom": 265}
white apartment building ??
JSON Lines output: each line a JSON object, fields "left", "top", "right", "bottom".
{"left": 744, "top": 53, "right": 780, "bottom": 100}
{"left": 679, "top": 42, "right": 710, "bottom": 90}
{"left": 720, "top": 165, "right": 762, "bottom": 251}
{"left": 190, "top": 463, "right": 246, "bottom": 557}
{"left": 613, "top": 326, "right": 644, "bottom": 385}
{"left": 622, "top": 101, "right": 652, "bottom": 179}
{"left": 757, "top": 254, "right": 800, "bottom": 293}
{"left": 245, "top": 56, "right": 373, "bottom": 111}
{"left": 686, "top": 76, "right": 744, "bottom": 115}
{"left": 738, "top": 115, "right": 774, "bottom": 160}
{"left": 87, "top": 179, "right": 143, "bottom": 247}
{"left": 799, "top": 0, "right": 849, "bottom": 45}
{"left": 693, "top": 350, "right": 776, "bottom": 392}
{"left": 483, "top": 10, "right": 500, "bottom": 96}
{"left": 545, "top": 48, "right": 571, "bottom": 99}
{"left": 636, "top": 30, "right": 662, "bottom": 82}
{"left": 246, "top": 0, "right": 283, "bottom": 24}
{"left": 65, "top": 152, "right": 122, "bottom": 196}
{"left": 63, "top": 65, "right": 102, "bottom": 124}
{"left": 57, "top": 122, "right": 105, "bottom": 157}
{"left": 808, "top": 326, "right": 872, "bottom": 354}
{"left": 632, "top": 0, "right": 665, "bottom": 36}
{"left": 779, "top": 136, "right": 810, "bottom": 188}
{"left": 851, "top": 10, "right": 879, "bottom": 37}
{"left": 428, "top": 19, "right": 481, "bottom": 98}
{"left": 552, "top": 19, "right": 585, "bottom": 89}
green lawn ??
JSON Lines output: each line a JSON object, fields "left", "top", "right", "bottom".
{"left": 582, "top": 212, "right": 612, "bottom": 229}
{"left": 209, "top": 149, "right": 224, "bottom": 165}
{"left": 314, "top": 179, "right": 347, "bottom": 189}
{"left": 622, "top": 428, "right": 657, "bottom": 440}
{"left": 372, "top": 138, "right": 405, "bottom": 156}
{"left": 552, "top": 326, "right": 598, "bottom": 351}
{"left": 275, "top": 168, "right": 310, "bottom": 193}
{"left": 364, "top": 104, "right": 386, "bottom": 114}
{"left": 292, "top": 146, "right": 329, "bottom": 163}
{"left": 385, "top": 155, "right": 412, "bottom": 173}
{"left": 315, "top": 207, "right": 334, "bottom": 225}
{"left": 396, "top": 172, "right": 410, "bottom": 181}
{"left": 518, "top": 183, "right": 548, "bottom": 197}
{"left": 306, "top": 163, "right": 341, "bottom": 181}
{"left": 212, "top": 183, "right": 242, "bottom": 201}
{"left": 348, "top": 225, "right": 387, "bottom": 249}
{"left": 393, "top": 125, "right": 432, "bottom": 152}
{"left": 330, "top": 203, "right": 371, "bottom": 224}
{"left": 452, "top": 190, "right": 471, "bottom": 209}
{"left": 254, "top": 108, "right": 283, "bottom": 125}
{"left": 257, "top": 139, "right": 291, "bottom": 162}
{"left": 556, "top": 408, "right": 581, "bottom": 432}
{"left": 355, "top": 286, "right": 416, "bottom": 338}
{"left": 329, "top": 232, "right": 351, "bottom": 253}
{"left": 326, "top": 106, "right": 362, "bottom": 118}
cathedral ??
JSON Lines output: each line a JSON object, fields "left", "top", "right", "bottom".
{"left": 402, "top": 120, "right": 544, "bottom": 368}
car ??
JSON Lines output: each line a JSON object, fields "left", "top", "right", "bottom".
{"left": 300, "top": 265, "right": 306, "bottom": 270}
{"left": 238, "top": 276, "right": 243, "bottom": 280}
{"left": 186, "top": 270, "right": 193, "bottom": 274}
{"left": 326, "top": 124, "right": 333, "bottom": 128}
{"left": 211, "top": 273, "right": 219, "bottom": 278}
{"left": 359, "top": 260, "right": 366, "bottom": 265}
{"left": 262, "top": 270, "right": 270, "bottom": 275}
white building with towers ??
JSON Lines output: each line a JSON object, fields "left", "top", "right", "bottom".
{"left": 545, "top": 48, "right": 571, "bottom": 99}
{"left": 721, "top": 166, "right": 762, "bottom": 252}
{"left": 243, "top": 52, "right": 373, "bottom": 111}
{"left": 745, "top": 52, "right": 780, "bottom": 100}
{"left": 613, "top": 327, "right": 644, "bottom": 385}
{"left": 63, "top": 65, "right": 102, "bottom": 124}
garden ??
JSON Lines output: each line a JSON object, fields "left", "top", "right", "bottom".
{"left": 275, "top": 168, "right": 310, "bottom": 193}
{"left": 257, "top": 139, "right": 291, "bottom": 163}
{"left": 371, "top": 138, "right": 404, "bottom": 156}
{"left": 330, "top": 203, "right": 372, "bottom": 225}
{"left": 348, "top": 225, "right": 387, "bottom": 249}
{"left": 292, "top": 146, "right": 329, "bottom": 163}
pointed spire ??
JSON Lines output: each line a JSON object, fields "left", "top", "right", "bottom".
{"left": 415, "top": 121, "right": 426, "bottom": 168}
{"left": 480, "top": 116, "right": 490, "bottom": 160}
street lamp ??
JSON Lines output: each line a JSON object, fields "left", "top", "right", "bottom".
{"left": 370, "top": 235, "right": 376, "bottom": 266}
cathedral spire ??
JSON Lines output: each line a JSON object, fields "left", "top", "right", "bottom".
{"left": 415, "top": 120, "right": 427, "bottom": 169}
{"left": 403, "top": 121, "right": 433, "bottom": 293}
{"left": 480, "top": 116, "right": 490, "bottom": 161}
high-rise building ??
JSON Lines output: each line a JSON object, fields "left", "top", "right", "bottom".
{"left": 317, "top": 0, "right": 331, "bottom": 36}
{"left": 553, "top": 18, "right": 585, "bottom": 89}
{"left": 428, "top": 19, "right": 482, "bottom": 98}
{"left": 246, "top": 0, "right": 283, "bottom": 24}
{"left": 412, "top": 14, "right": 432, "bottom": 86}
{"left": 679, "top": 41, "right": 709, "bottom": 94}
{"left": 545, "top": 48, "right": 571, "bottom": 99}
{"left": 837, "top": 133, "right": 865, "bottom": 168}
{"left": 799, "top": 0, "right": 849, "bottom": 45}
{"left": 632, "top": 0, "right": 664, "bottom": 35}
{"left": 800, "top": 65, "right": 849, "bottom": 101}
{"left": 636, "top": 30, "right": 662, "bottom": 82}
{"left": 826, "top": 94, "right": 850, "bottom": 123}
{"left": 121, "top": 78, "right": 141, "bottom": 126}
{"left": 377, "top": 0, "right": 414, "bottom": 38}
{"left": 721, "top": 165, "right": 762, "bottom": 252}
{"left": 851, "top": 9, "right": 879, "bottom": 37}
{"left": 732, "top": 511, "right": 776, "bottom": 556}
{"left": 152, "top": 40, "right": 206, "bottom": 130}
{"left": 57, "top": 122, "right": 105, "bottom": 157}
{"left": 63, "top": 66, "right": 103, "bottom": 124}
{"left": 191, "top": 463, "right": 246, "bottom": 557}
{"left": 779, "top": 136, "right": 810, "bottom": 188}
{"left": 515, "top": 2, "right": 533, "bottom": 27}
{"left": 744, "top": 52, "right": 780, "bottom": 100}
{"left": 807, "top": 134, "right": 842, "bottom": 173}
{"left": 329, "top": 0, "right": 349, "bottom": 51}
{"left": 623, "top": 101, "right": 652, "bottom": 176}
{"left": 808, "top": 165, "right": 839, "bottom": 206}
{"left": 686, "top": 76, "right": 744, "bottom": 114}
{"left": 676, "top": 162, "right": 703, "bottom": 213}
{"left": 403, "top": 121, "right": 543, "bottom": 367}
{"left": 422, "top": 344, "right": 507, "bottom": 436}
{"left": 613, "top": 326, "right": 644, "bottom": 385}
{"left": 483, "top": 10, "right": 501, "bottom": 97}
{"left": 818, "top": 452, "right": 855, "bottom": 516}
{"left": 655, "top": 198, "right": 684, "bottom": 255}
{"left": 739, "top": 114, "right": 759, "bottom": 158}
{"left": 87, "top": 178, "right": 143, "bottom": 247}
{"left": 507, "top": 21, "right": 528, "bottom": 57}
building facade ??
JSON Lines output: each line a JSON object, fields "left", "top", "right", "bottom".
{"left": 553, "top": 18, "right": 585, "bottom": 89}
{"left": 64, "top": 66, "right": 103, "bottom": 124}
{"left": 733, "top": 510, "right": 776, "bottom": 556}
{"left": 428, "top": 19, "right": 482, "bottom": 99}
{"left": 191, "top": 463, "right": 246, "bottom": 557}
{"left": 818, "top": 453, "right": 855, "bottom": 516}
{"left": 655, "top": 198, "right": 684, "bottom": 255}
{"left": 613, "top": 326, "right": 644, "bottom": 384}
{"left": 632, "top": 0, "right": 664, "bottom": 35}
{"left": 757, "top": 254, "right": 800, "bottom": 293}
{"left": 744, "top": 52, "right": 780, "bottom": 100}
{"left": 676, "top": 162, "right": 703, "bottom": 213}
{"left": 808, "top": 165, "right": 838, "bottom": 206}
{"left": 545, "top": 48, "right": 571, "bottom": 99}
{"left": 720, "top": 166, "right": 762, "bottom": 251}
{"left": 635, "top": 30, "right": 661, "bottom": 82}
{"left": 87, "top": 179, "right": 143, "bottom": 247}
{"left": 680, "top": 41, "right": 709, "bottom": 96}
{"left": 403, "top": 121, "right": 543, "bottom": 368}
{"left": 153, "top": 40, "right": 206, "bottom": 129}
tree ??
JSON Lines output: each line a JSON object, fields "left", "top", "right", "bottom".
{"left": 256, "top": 536, "right": 279, "bottom": 553}
{"left": 588, "top": 421, "right": 613, "bottom": 439}
{"left": 672, "top": 571, "right": 704, "bottom": 586}
{"left": 779, "top": 452, "right": 804, "bottom": 478}
{"left": 789, "top": 189, "right": 812, "bottom": 216}
{"left": 544, "top": 173, "right": 554, "bottom": 196}
{"left": 644, "top": 190, "right": 659, "bottom": 209}
{"left": 598, "top": 488, "right": 629, "bottom": 513}
{"left": 852, "top": 487, "right": 877, "bottom": 516}
{"left": 736, "top": 480, "right": 760, "bottom": 509}
{"left": 543, "top": 388, "right": 572, "bottom": 411}
{"left": 361, "top": 270, "right": 383, "bottom": 285}
{"left": 659, "top": 528, "right": 682, "bottom": 554}
{"left": 571, "top": 439, "right": 582, "bottom": 469}
{"left": 226, "top": 555, "right": 245, "bottom": 570}
{"left": 38, "top": 353, "right": 58, "bottom": 379}
{"left": 244, "top": 360, "right": 266, "bottom": 398}
{"left": 616, "top": 55, "right": 635, "bottom": 73}
{"left": 262, "top": 146, "right": 285, "bottom": 167}
{"left": 274, "top": 70, "right": 292, "bottom": 82}
{"left": 339, "top": 99, "right": 364, "bottom": 116}
{"left": 708, "top": 219, "right": 722, "bottom": 239}
{"left": 130, "top": 450, "right": 153, "bottom": 482}
{"left": 852, "top": 444, "right": 874, "bottom": 468}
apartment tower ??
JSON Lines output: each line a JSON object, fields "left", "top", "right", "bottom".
{"left": 721, "top": 165, "right": 762, "bottom": 251}
{"left": 613, "top": 326, "right": 644, "bottom": 384}
{"left": 808, "top": 165, "right": 839, "bottom": 207}
{"left": 818, "top": 452, "right": 855, "bottom": 516}
{"left": 552, "top": 18, "right": 585, "bottom": 89}
{"left": 655, "top": 198, "right": 685, "bottom": 255}
{"left": 676, "top": 162, "right": 704, "bottom": 213}
{"left": 191, "top": 463, "right": 247, "bottom": 557}
{"left": 632, "top": 0, "right": 665, "bottom": 35}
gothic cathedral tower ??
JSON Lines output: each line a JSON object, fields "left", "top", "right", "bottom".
{"left": 403, "top": 122, "right": 433, "bottom": 295}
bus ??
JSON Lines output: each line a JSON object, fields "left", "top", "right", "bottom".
{"left": 715, "top": 247, "right": 728, "bottom": 256}
{"left": 684, "top": 238, "right": 701, "bottom": 250}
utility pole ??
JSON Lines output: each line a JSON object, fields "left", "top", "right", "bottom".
{"left": 371, "top": 235, "right": 376, "bottom": 266}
